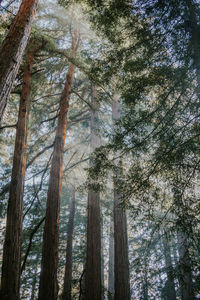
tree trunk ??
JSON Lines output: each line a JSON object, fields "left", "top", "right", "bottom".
{"left": 112, "top": 98, "right": 130, "bottom": 300}
{"left": 108, "top": 216, "right": 114, "bottom": 300}
{"left": 0, "top": 0, "right": 39, "bottom": 122}
{"left": 38, "top": 60, "right": 76, "bottom": 299}
{"left": 79, "top": 267, "right": 85, "bottom": 300}
{"left": 85, "top": 85, "right": 102, "bottom": 300}
{"left": 177, "top": 231, "right": 195, "bottom": 300}
{"left": 185, "top": 0, "right": 200, "bottom": 99}
{"left": 142, "top": 269, "right": 148, "bottom": 300}
{"left": 38, "top": 29, "right": 81, "bottom": 298}
{"left": 162, "top": 232, "right": 177, "bottom": 300}
{"left": 101, "top": 212, "right": 104, "bottom": 300}
{"left": 62, "top": 187, "right": 76, "bottom": 300}
{"left": 0, "top": 48, "right": 34, "bottom": 300}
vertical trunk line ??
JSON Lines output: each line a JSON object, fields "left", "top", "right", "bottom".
{"left": 108, "top": 216, "right": 114, "bottom": 300}
{"left": 62, "top": 186, "right": 76, "bottom": 300}
{"left": 185, "top": 0, "right": 200, "bottom": 100}
{"left": 38, "top": 30, "right": 80, "bottom": 299}
{"left": 112, "top": 97, "right": 130, "bottom": 300}
{"left": 85, "top": 85, "right": 102, "bottom": 300}
{"left": 0, "top": 48, "right": 34, "bottom": 300}
{"left": 38, "top": 62, "right": 75, "bottom": 300}
{"left": 162, "top": 231, "right": 177, "bottom": 300}
{"left": 177, "top": 231, "right": 195, "bottom": 300}
{"left": 0, "top": 0, "right": 39, "bottom": 122}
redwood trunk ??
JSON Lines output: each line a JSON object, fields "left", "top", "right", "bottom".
{"left": 38, "top": 62, "right": 75, "bottom": 300}
{"left": 0, "top": 0, "right": 39, "bottom": 122}
{"left": 177, "top": 231, "right": 194, "bottom": 300}
{"left": 85, "top": 86, "right": 101, "bottom": 300}
{"left": 112, "top": 98, "right": 130, "bottom": 300}
{"left": 62, "top": 187, "right": 76, "bottom": 300}
{"left": 0, "top": 49, "right": 34, "bottom": 300}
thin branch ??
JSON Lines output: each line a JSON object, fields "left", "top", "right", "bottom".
{"left": 0, "top": 124, "right": 16, "bottom": 130}
{"left": 21, "top": 217, "right": 45, "bottom": 274}
{"left": 32, "top": 93, "right": 62, "bottom": 103}
{"left": 71, "top": 89, "right": 93, "bottom": 110}
{"left": 63, "top": 157, "right": 89, "bottom": 174}
{"left": 26, "top": 143, "right": 54, "bottom": 168}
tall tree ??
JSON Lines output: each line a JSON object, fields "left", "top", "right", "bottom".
{"left": 185, "top": 0, "right": 200, "bottom": 96}
{"left": 38, "top": 31, "right": 80, "bottom": 300}
{"left": 108, "top": 216, "right": 114, "bottom": 300}
{"left": 85, "top": 85, "right": 102, "bottom": 300}
{"left": 112, "top": 98, "right": 130, "bottom": 300}
{"left": 62, "top": 186, "right": 76, "bottom": 300}
{"left": 177, "top": 231, "right": 195, "bottom": 300}
{"left": 101, "top": 212, "right": 105, "bottom": 300}
{"left": 0, "top": 0, "right": 39, "bottom": 122}
{"left": 162, "top": 231, "right": 177, "bottom": 300}
{"left": 0, "top": 43, "right": 35, "bottom": 300}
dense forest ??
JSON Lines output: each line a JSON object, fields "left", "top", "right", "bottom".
{"left": 0, "top": 0, "right": 199, "bottom": 299}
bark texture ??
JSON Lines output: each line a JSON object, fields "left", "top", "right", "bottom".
{"left": 112, "top": 98, "right": 130, "bottom": 300}
{"left": 108, "top": 217, "right": 114, "bottom": 300}
{"left": 85, "top": 86, "right": 102, "bottom": 300}
{"left": 177, "top": 231, "right": 195, "bottom": 300}
{"left": 38, "top": 32, "right": 80, "bottom": 299}
{"left": 38, "top": 61, "right": 76, "bottom": 300}
{"left": 0, "top": 0, "right": 39, "bottom": 122}
{"left": 62, "top": 187, "right": 76, "bottom": 300}
{"left": 0, "top": 49, "right": 34, "bottom": 300}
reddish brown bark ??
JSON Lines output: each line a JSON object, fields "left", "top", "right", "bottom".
{"left": 38, "top": 33, "right": 80, "bottom": 300}
{"left": 0, "top": 0, "right": 39, "bottom": 122}
{"left": 112, "top": 98, "right": 130, "bottom": 300}
{"left": 0, "top": 49, "right": 34, "bottom": 300}
{"left": 85, "top": 86, "right": 102, "bottom": 300}
{"left": 62, "top": 187, "right": 76, "bottom": 300}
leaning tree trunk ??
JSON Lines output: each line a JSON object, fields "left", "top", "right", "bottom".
{"left": 162, "top": 231, "right": 177, "bottom": 300}
{"left": 112, "top": 98, "right": 130, "bottom": 300}
{"left": 0, "top": 0, "right": 39, "bottom": 122}
{"left": 108, "top": 216, "right": 114, "bottom": 300}
{"left": 177, "top": 231, "right": 195, "bottom": 300}
{"left": 85, "top": 85, "right": 102, "bottom": 300}
{"left": 0, "top": 47, "right": 34, "bottom": 300}
{"left": 38, "top": 32, "right": 80, "bottom": 300}
{"left": 62, "top": 186, "right": 76, "bottom": 300}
